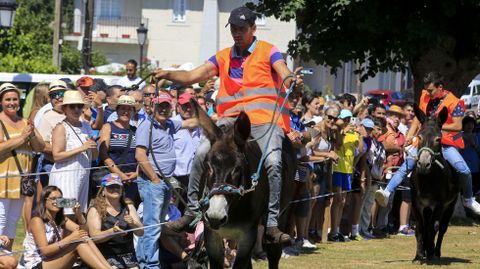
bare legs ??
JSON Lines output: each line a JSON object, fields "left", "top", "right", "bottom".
{"left": 42, "top": 240, "right": 113, "bottom": 269}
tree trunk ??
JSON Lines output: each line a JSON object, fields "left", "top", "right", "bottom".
{"left": 410, "top": 38, "right": 480, "bottom": 103}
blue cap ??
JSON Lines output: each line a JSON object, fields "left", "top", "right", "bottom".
{"left": 101, "top": 173, "right": 123, "bottom": 187}
{"left": 339, "top": 109, "right": 353, "bottom": 119}
{"left": 361, "top": 118, "right": 375, "bottom": 129}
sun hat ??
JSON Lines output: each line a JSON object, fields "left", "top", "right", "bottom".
{"left": 339, "top": 109, "right": 353, "bottom": 119}
{"left": 76, "top": 76, "right": 94, "bottom": 88}
{"left": 226, "top": 6, "right": 257, "bottom": 27}
{"left": 116, "top": 95, "right": 141, "bottom": 111}
{"left": 101, "top": 173, "right": 123, "bottom": 187}
{"left": 62, "top": 90, "right": 86, "bottom": 106}
{"left": 49, "top": 79, "right": 68, "bottom": 93}
{"left": 388, "top": 105, "right": 405, "bottom": 116}
{"left": 178, "top": 93, "right": 194, "bottom": 105}
{"left": 0, "top": 83, "right": 21, "bottom": 97}
{"left": 151, "top": 92, "right": 173, "bottom": 105}
{"left": 361, "top": 118, "right": 375, "bottom": 129}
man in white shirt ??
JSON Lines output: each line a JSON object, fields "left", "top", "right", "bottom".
{"left": 117, "top": 59, "right": 146, "bottom": 90}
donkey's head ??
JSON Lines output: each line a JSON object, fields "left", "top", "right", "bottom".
{"left": 414, "top": 104, "right": 448, "bottom": 175}
{"left": 190, "top": 100, "right": 252, "bottom": 229}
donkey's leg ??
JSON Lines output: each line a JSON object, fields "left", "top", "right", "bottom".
{"left": 232, "top": 228, "right": 257, "bottom": 269}
{"left": 411, "top": 204, "right": 426, "bottom": 262}
{"left": 264, "top": 243, "right": 282, "bottom": 269}
{"left": 435, "top": 199, "right": 456, "bottom": 258}
{"left": 204, "top": 228, "right": 225, "bottom": 269}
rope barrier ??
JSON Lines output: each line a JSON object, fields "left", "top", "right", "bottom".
{"left": 0, "top": 156, "right": 191, "bottom": 179}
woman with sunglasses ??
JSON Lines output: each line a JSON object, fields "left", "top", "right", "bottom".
{"left": 305, "top": 105, "right": 341, "bottom": 242}
{"left": 87, "top": 173, "right": 143, "bottom": 269}
{"left": 49, "top": 91, "right": 98, "bottom": 219}
{"left": 0, "top": 83, "right": 45, "bottom": 250}
{"left": 23, "top": 185, "right": 113, "bottom": 269}
{"left": 98, "top": 95, "right": 141, "bottom": 206}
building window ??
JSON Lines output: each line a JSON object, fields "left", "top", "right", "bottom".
{"left": 173, "top": 0, "right": 186, "bottom": 23}
{"left": 97, "top": 0, "right": 123, "bottom": 18}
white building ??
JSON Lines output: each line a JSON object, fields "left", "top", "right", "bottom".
{"left": 65, "top": 0, "right": 410, "bottom": 95}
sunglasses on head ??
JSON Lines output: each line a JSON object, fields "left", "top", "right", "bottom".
{"left": 49, "top": 91, "right": 65, "bottom": 99}
{"left": 326, "top": 115, "right": 338, "bottom": 121}
{"left": 67, "top": 104, "right": 84, "bottom": 109}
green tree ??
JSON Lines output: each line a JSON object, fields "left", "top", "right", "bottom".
{"left": 255, "top": 0, "right": 480, "bottom": 98}
{"left": 0, "top": 0, "right": 107, "bottom": 74}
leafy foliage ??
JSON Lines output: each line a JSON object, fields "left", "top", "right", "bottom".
{"left": 255, "top": 0, "right": 480, "bottom": 94}
{"left": 0, "top": 0, "right": 107, "bottom": 74}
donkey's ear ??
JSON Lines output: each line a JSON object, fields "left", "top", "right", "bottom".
{"left": 437, "top": 107, "right": 448, "bottom": 127}
{"left": 189, "top": 99, "right": 222, "bottom": 143}
{"left": 413, "top": 103, "right": 426, "bottom": 125}
{"left": 234, "top": 112, "right": 251, "bottom": 149}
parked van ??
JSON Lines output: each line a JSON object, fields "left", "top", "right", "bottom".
{"left": 461, "top": 80, "right": 480, "bottom": 109}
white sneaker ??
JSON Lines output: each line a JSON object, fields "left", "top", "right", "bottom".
{"left": 463, "top": 198, "right": 480, "bottom": 215}
{"left": 375, "top": 188, "right": 390, "bottom": 207}
{"left": 301, "top": 239, "right": 317, "bottom": 249}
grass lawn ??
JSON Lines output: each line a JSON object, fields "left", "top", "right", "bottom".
{"left": 12, "top": 222, "right": 480, "bottom": 268}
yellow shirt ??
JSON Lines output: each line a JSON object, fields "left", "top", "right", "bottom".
{"left": 333, "top": 132, "right": 359, "bottom": 174}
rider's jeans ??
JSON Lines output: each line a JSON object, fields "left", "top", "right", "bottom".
{"left": 442, "top": 146, "right": 473, "bottom": 198}
{"left": 136, "top": 176, "right": 172, "bottom": 269}
{"left": 385, "top": 146, "right": 474, "bottom": 199}
{"left": 185, "top": 120, "right": 284, "bottom": 228}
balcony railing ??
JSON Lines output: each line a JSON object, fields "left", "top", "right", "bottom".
{"left": 71, "top": 15, "right": 149, "bottom": 41}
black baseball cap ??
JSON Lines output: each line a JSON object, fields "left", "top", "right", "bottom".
{"left": 225, "top": 6, "right": 257, "bottom": 27}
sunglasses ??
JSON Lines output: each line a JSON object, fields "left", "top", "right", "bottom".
{"left": 143, "top": 93, "right": 154, "bottom": 97}
{"left": 49, "top": 91, "right": 65, "bottom": 99}
{"left": 67, "top": 104, "right": 84, "bottom": 110}
{"left": 326, "top": 115, "right": 338, "bottom": 121}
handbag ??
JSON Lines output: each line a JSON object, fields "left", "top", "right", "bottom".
{"left": 0, "top": 120, "right": 36, "bottom": 196}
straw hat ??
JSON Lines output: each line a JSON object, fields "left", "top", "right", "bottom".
{"left": 48, "top": 80, "right": 68, "bottom": 93}
{"left": 0, "top": 83, "right": 21, "bottom": 98}
{"left": 62, "top": 90, "right": 86, "bottom": 106}
{"left": 116, "top": 95, "right": 141, "bottom": 112}
{"left": 387, "top": 105, "right": 405, "bottom": 116}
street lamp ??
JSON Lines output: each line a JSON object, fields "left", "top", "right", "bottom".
{"left": 136, "top": 23, "right": 148, "bottom": 74}
{"left": 0, "top": 0, "right": 18, "bottom": 29}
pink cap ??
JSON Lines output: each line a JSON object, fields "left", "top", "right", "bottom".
{"left": 178, "top": 93, "right": 194, "bottom": 105}
{"left": 152, "top": 92, "right": 173, "bottom": 105}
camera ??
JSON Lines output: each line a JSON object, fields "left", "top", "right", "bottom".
{"left": 56, "top": 198, "right": 77, "bottom": 208}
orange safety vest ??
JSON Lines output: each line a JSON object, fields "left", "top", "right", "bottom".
{"left": 215, "top": 40, "right": 290, "bottom": 132}
{"left": 418, "top": 90, "right": 464, "bottom": 149}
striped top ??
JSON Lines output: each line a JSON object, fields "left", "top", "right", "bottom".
{"left": 106, "top": 122, "right": 137, "bottom": 173}
{"left": 0, "top": 119, "right": 33, "bottom": 199}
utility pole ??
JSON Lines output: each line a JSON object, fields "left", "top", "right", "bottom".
{"left": 82, "top": 0, "right": 94, "bottom": 74}
{"left": 52, "top": 0, "right": 62, "bottom": 68}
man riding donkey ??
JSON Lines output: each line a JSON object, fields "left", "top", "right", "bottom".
{"left": 154, "top": 6, "right": 303, "bottom": 244}
{"left": 375, "top": 71, "right": 480, "bottom": 216}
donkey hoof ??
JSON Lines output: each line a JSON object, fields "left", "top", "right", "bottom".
{"left": 412, "top": 257, "right": 425, "bottom": 264}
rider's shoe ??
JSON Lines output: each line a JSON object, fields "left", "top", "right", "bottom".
{"left": 463, "top": 197, "right": 480, "bottom": 215}
{"left": 164, "top": 214, "right": 196, "bottom": 233}
{"left": 375, "top": 188, "right": 390, "bottom": 208}
{"left": 265, "top": 226, "right": 293, "bottom": 244}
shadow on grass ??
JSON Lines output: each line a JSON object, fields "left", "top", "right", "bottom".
{"left": 384, "top": 257, "right": 471, "bottom": 266}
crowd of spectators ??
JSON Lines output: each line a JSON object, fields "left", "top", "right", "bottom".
{"left": 0, "top": 65, "right": 479, "bottom": 268}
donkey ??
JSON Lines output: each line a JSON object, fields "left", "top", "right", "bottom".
{"left": 410, "top": 105, "right": 460, "bottom": 263}
{"left": 191, "top": 100, "right": 295, "bottom": 269}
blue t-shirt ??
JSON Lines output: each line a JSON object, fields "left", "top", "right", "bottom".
{"left": 135, "top": 117, "right": 182, "bottom": 177}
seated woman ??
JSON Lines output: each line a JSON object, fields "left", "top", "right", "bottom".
{"left": 0, "top": 235, "right": 17, "bottom": 269}
{"left": 23, "top": 185, "right": 113, "bottom": 269}
{"left": 87, "top": 173, "right": 143, "bottom": 269}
